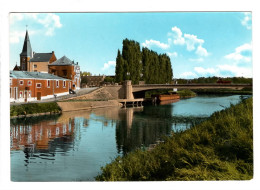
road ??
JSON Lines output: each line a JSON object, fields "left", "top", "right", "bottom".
{"left": 10, "top": 87, "right": 99, "bottom": 106}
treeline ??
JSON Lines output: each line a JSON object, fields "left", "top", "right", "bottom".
{"left": 115, "top": 39, "right": 173, "bottom": 84}
{"left": 176, "top": 76, "right": 252, "bottom": 84}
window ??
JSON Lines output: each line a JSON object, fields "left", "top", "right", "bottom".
{"left": 34, "top": 64, "right": 37, "bottom": 68}
{"left": 63, "top": 80, "right": 66, "bottom": 88}
{"left": 27, "top": 80, "right": 32, "bottom": 86}
{"left": 62, "top": 70, "right": 67, "bottom": 76}
{"left": 28, "top": 91, "right": 31, "bottom": 98}
{"left": 56, "top": 80, "right": 59, "bottom": 88}
{"left": 19, "top": 91, "right": 23, "bottom": 98}
{"left": 19, "top": 80, "right": 24, "bottom": 85}
{"left": 36, "top": 83, "right": 41, "bottom": 88}
{"left": 47, "top": 80, "right": 50, "bottom": 88}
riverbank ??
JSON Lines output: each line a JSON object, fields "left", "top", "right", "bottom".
{"left": 10, "top": 102, "right": 61, "bottom": 118}
{"left": 177, "top": 89, "right": 197, "bottom": 98}
{"left": 10, "top": 100, "right": 121, "bottom": 117}
{"left": 95, "top": 97, "right": 253, "bottom": 181}
{"left": 57, "top": 100, "right": 121, "bottom": 112}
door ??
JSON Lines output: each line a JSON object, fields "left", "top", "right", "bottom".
{"left": 14, "top": 87, "right": 17, "bottom": 100}
{"left": 24, "top": 91, "right": 27, "bottom": 102}
{"left": 37, "top": 92, "right": 41, "bottom": 100}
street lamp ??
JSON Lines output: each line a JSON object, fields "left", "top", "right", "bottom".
{"left": 127, "top": 72, "right": 130, "bottom": 80}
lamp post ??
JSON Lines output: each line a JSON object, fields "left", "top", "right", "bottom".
{"left": 127, "top": 72, "right": 130, "bottom": 80}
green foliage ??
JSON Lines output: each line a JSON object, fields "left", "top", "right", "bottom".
{"left": 176, "top": 76, "right": 252, "bottom": 84}
{"left": 95, "top": 98, "right": 253, "bottom": 181}
{"left": 115, "top": 39, "right": 173, "bottom": 84}
{"left": 10, "top": 102, "right": 61, "bottom": 117}
{"left": 80, "top": 71, "right": 92, "bottom": 85}
{"left": 104, "top": 76, "right": 115, "bottom": 83}
{"left": 177, "top": 89, "right": 197, "bottom": 98}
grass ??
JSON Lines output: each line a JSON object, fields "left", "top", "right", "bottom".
{"left": 10, "top": 102, "right": 61, "bottom": 117}
{"left": 177, "top": 89, "right": 197, "bottom": 98}
{"left": 95, "top": 97, "right": 253, "bottom": 181}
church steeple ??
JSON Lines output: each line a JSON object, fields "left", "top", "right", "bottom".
{"left": 20, "top": 29, "right": 33, "bottom": 71}
{"left": 20, "top": 30, "right": 32, "bottom": 58}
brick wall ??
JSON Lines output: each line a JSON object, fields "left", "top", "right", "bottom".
{"left": 28, "top": 62, "right": 49, "bottom": 73}
{"left": 10, "top": 78, "right": 70, "bottom": 101}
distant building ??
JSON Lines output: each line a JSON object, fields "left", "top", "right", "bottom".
{"left": 49, "top": 56, "right": 80, "bottom": 90}
{"left": 82, "top": 75, "right": 105, "bottom": 87}
{"left": 10, "top": 70, "right": 70, "bottom": 102}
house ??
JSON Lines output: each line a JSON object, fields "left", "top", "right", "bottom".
{"left": 48, "top": 56, "right": 81, "bottom": 90}
{"left": 10, "top": 70, "right": 70, "bottom": 103}
{"left": 28, "top": 51, "right": 57, "bottom": 73}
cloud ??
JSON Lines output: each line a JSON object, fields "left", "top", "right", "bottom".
{"left": 225, "top": 42, "right": 252, "bottom": 63}
{"left": 171, "top": 26, "right": 185, "bottom": 45}
{"left": 169, "top": 26, "right": 208, "bottom": 55}
{"left": 241, "top": 12, "right": 252, "bottom": 30}
{"left": 184, "top": 34, "right": 204, "bottom": 51}
{"left": 194, "top": 67, "right": 217, "bottom": 75}
{"left": 189, "top": 58, "right": 204, "bottom": 62}
{"left": 217, "top": 64, "right": 252, "bottom": 78}
{"left": 10, "top": 13, "right": 62, "bottom": 43}
{"left": 196, "top": 45, "right": 209, "bottom": 57}
{"left": 189, "top": 64, "right": 252, "bottom": 78}
{"left": 167, "top": 51, "right": 178, "bottom": 57}
{"left": 36, "top": 13, "right": 62, "bottom": 36}
{"left": 10, "top": 30, "right": 36, "bottom": 44}
{"left": 102, "top": 61, "right": 116, "bottom": 70}
{"left": 142, "top": 39, "right": 170, "bottom": 49}
{"left": 179, "top": 71, "right": 198, "bottom": 79}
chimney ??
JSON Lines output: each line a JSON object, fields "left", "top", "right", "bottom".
{"left": 52, "top": 51, "right": 54, "bottom": 54}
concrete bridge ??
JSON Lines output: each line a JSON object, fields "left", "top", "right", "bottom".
{"left": 69, "top": 80, "right": 252, "bottom": 104}
{"left": 124, "top": 80, "right": 252, "bottom": 99}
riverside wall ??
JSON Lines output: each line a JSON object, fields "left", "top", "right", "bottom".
{"left": 57, "top": 100, "right": 121, "bottom": 112}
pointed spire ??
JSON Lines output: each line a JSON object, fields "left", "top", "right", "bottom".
{"left": 20, "top": 29, "right": 32, "bottom": 58}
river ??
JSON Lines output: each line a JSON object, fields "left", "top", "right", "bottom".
{"left": 10, "top": 95, "right": 246, "bottom": 181}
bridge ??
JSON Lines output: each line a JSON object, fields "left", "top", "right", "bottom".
{"left": 126, "top": 81, "right": 252, "bottom": 99}
{"left": 68, "top": 80, "right": 252, "bottom": 105}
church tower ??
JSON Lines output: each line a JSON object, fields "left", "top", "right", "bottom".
{"left": 20, "top": 30, "right": 33, "bottom": 71}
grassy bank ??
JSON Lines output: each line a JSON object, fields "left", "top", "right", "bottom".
{"left": 96, "top": 97, "right": 253, "bottom": 181}
{"left": 177, "top": 89, "right": 197, "bottom": 98}
{"left": 145, "top": 89, "right": 197, "bottom": 99}
{"left": 10, "top": 102, "right": 61, "bottom": 117}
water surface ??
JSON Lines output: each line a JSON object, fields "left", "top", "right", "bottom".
{"left": 10, "top": 95, "right": 244, "bottom": 181}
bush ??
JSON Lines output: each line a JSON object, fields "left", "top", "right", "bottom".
{"left": 10, "top": 102, "right": 61, "bottom": 117}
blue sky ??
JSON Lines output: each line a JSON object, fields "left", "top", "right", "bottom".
{"left": 9, "top": 12, "right": 252, "bottom": 78}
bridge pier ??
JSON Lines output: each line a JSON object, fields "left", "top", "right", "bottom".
{"left": 125, "top": 80, "right": 134, "bottom": 99}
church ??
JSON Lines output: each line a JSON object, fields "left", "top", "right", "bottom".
{"left": 10, "top": 30, "right": 81, "bottom": 103}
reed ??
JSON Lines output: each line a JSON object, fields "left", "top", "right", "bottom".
{"left": 95, "top": 97, "right": 253, "bottom": 181}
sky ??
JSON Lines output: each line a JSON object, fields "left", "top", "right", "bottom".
{"left": 9, "top": 12, "right": 252, "bottom": 78}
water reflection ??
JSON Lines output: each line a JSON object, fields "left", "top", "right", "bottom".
{"left": 116, "top": 105, "right": 174, "bottom": 155}
{"left": 11, "top": 116, "right": 75, "bottom": 164}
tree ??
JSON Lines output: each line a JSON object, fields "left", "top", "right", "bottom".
{"left": 115, "top": 39, "right": 174, "bottom": 84}
{"left": 115, "top": 50, "right": 124, "bottom": 83}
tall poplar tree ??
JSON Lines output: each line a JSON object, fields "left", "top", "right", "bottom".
{"left": 115, "top": 39, "right": 173, "bottom": 84}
